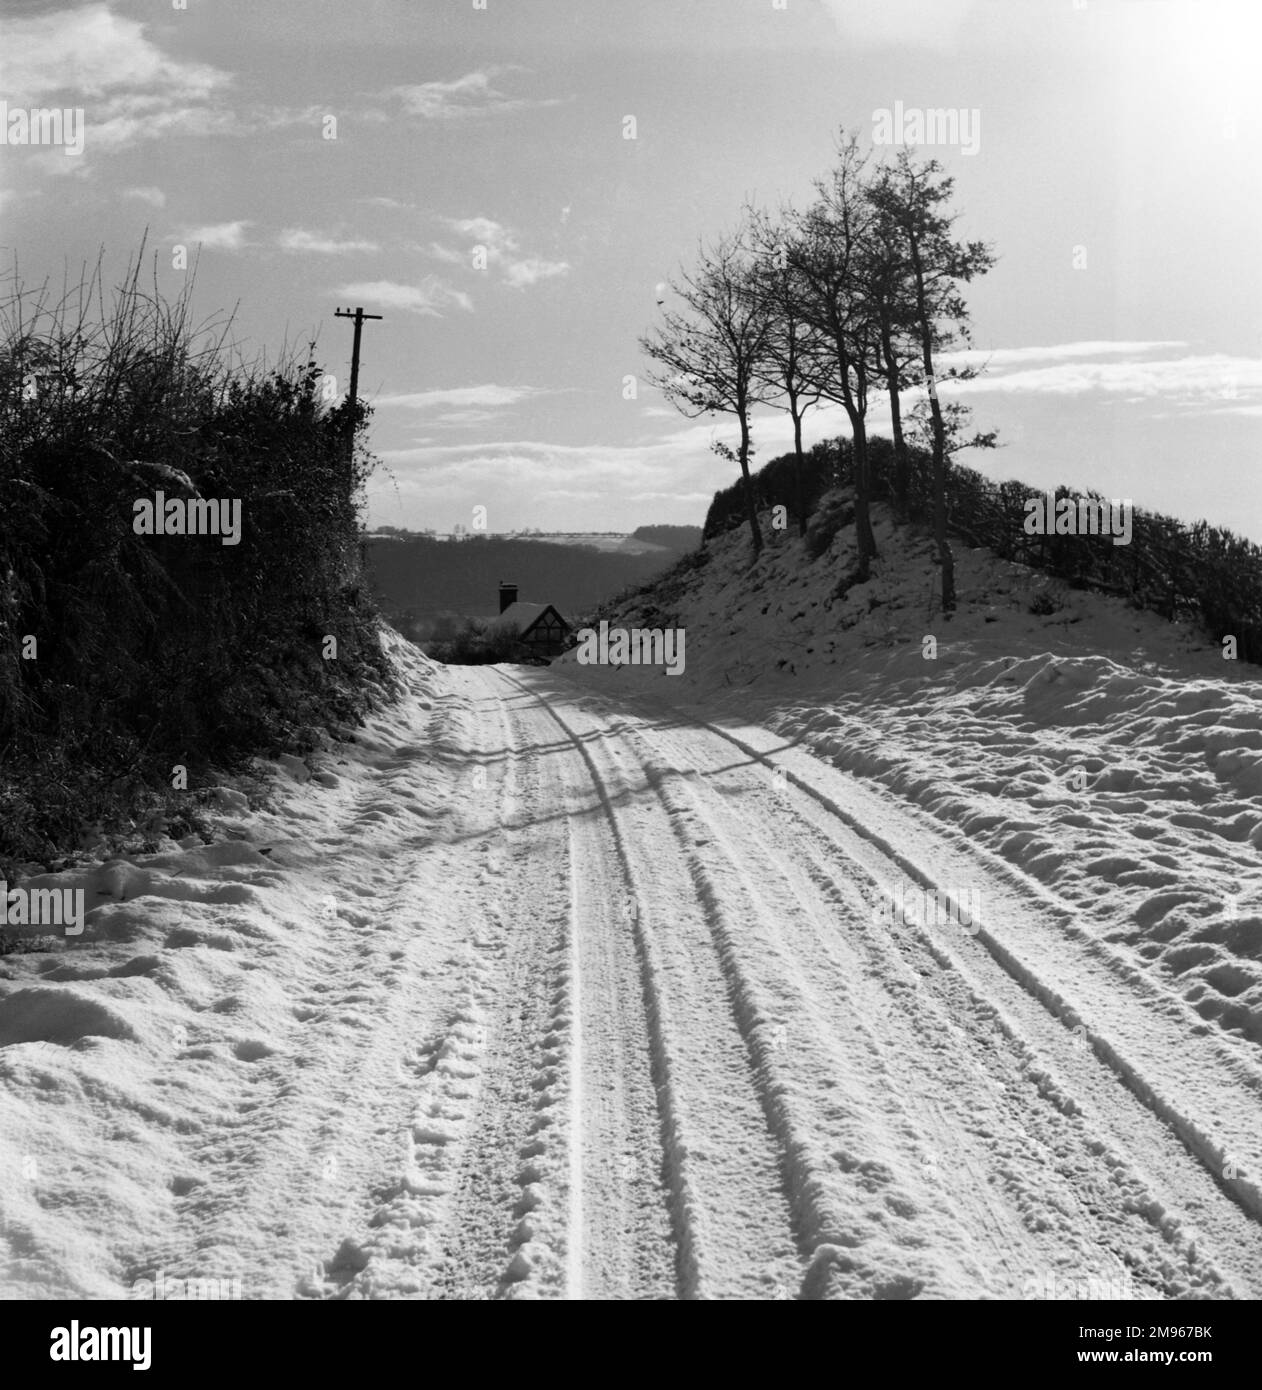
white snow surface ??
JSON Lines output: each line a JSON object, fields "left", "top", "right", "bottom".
{"left": 3, "top": 509, "right": 1262, "bottom": 1299}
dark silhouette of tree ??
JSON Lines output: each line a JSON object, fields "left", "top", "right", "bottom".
{"left": 787, "top": 135, "right": 881, "bottom": 580}
{"left": 642, "top": 231, "right": 774, "bottom": 556}
{"left": 745, "top": 206, "right": 827, "bottom": 538}
{"left": 867, "top": 150, "right": 996, "bottom": 612}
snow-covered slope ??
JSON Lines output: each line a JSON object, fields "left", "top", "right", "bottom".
{"left": 0, "top": 635, "right": 469, "bottom": 1298}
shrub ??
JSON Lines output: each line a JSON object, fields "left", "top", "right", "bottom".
{"left": 0, "top": 247, "right": 391, "bottom": 872}
{"left": 1028, "top": 589, "right": 1060, "bottom": 616}
{"left": 805, "top": 489, "right": 855, "bottom": 560}
{"left": 428, "top": 619, "right": 541, "bottom": 665}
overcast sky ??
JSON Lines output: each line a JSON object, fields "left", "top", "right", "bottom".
{"left": 3, "top": 0, "right": 1260, "bottom": 540}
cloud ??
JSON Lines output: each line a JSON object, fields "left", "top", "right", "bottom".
{"left": 82, "top": 101, "right": 240, "bottom": 152}
{"left": 24, "top": 147, "right": 92, "bottom": 179}
{"left": 4, "top": 3, "right": 236, "bottom": 154}
{"left": 369, "top": 423, "right": 738, "bottom": 531}
{"left": 503, "top": 257, "right": 570, "bottom": 289}
{"left": 939, "top": 341, "right": 1188, "bottom": 370}
{"left": 5, "top": 4, "right": 229, "bottom": 102}
{"left": 334, "top": 278, "right": 473, "bottom": 316}
{"left": 377, "top": 385, "right": 552, "bottom": 411}
{"left": 431, "top": 410, "right": 501, "bottom": 426}
{"left": 446, "top": 216, "right": 513, "bottom": 247}
{"left": 422, "top": 241, "right": 466, "bottom": 266}
{"left": 377, "top": 416, "right": 797, "bottom": 487}
{"left": 376, "top": 438, "right": 680, "bottom": 493}
{"left": 183, "top": 220, "right": 252, "bottom": 251}
{"left": 4, "top": 8, "right": 334, "bottom": 155}
{"left": 87, "top": 98, "right": 331, "bottom": 154}
{"left": 0, "top": 187, "right": 39, "bottom": 214}
{"left": 122, "top": 185, "right": 165, "bottom": 207}
{"left": 386, "top": 67, "right": 565, "bottom": 121}
{"left": 820, "top": 0, "right": 977, "bottom": 51}
{"left": 278, "top": 229, "right": 380, "bottom": 255}
{"left": 889, "top": 342, "right": 1262, "bottom": 419}
{"left": 368, "top": 410, "right": 847, "bottom": 528}
{"left": 936, "top": 351, "right": 1262, "bottom": 409}
{"left": 432, "top": 216, "right": 570, "bottom": 290}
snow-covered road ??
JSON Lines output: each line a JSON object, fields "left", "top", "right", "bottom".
{"left": 459, "top": 663, "right": 1262, "bottom": 1300}
{"left": 4, "top": 639, "right": 1261, "bottom": 1300}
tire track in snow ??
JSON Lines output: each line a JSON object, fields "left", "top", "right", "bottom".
{"left": 497, "top": 671, "right": 810, "bottom": 1298}
{"left": 654, "top": 738, "right": 1238, "bottom": 1297}
{"left": 344, "top": 672, "right": 675, "bottom": 1298}
{"left": 485, "top": 676, "right": 676, "bottom": 1299}
{"left": 557, "top": 768, "right": 677, "bottom": 1300}
{"left": 319, "top": 675, "right": 579, "bottom": 1299}
{"left": 667, "top": 709, "right": 1262, "bottom": 1236}
{"left": 313, "top": 679, "right": 526, "bottom": 1298}
{"left": 493, "top": 671, "right": 709, "bottom": 1296}
{"left": 587, "top": 730, "right": 846, "bottom": 1292}
{"left": 564, "top": 837, "right": 585, "bottom": 1298}
{"left": 404, "top": 675, "right": 580, "bottom": 1298}
{"left": 581, "top": 708, "right": 1033, "bottom": 1298}
{"left": 573, "top": 687, "right": 1262, "bottom": 1297}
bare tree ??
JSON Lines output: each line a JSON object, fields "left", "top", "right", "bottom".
{"left": 860, "top": 198, "right": 922, "bottom": 515}
{"left": 744, "top": 206, "right": 827, "bottom": 538}
{"left": 867, "top": 150, "right": 996, "bottom": 612}
{"left": 787, "top": 135, "right": 881, "bottom": 581}
{"left": 641, "top": 231, "right": 773, "bottom": 555}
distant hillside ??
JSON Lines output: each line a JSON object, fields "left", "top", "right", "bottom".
{"left": 631, "top": 524, "right": 703, "bottom": 553}
{"left": 369, "top": 527, "right": 703, "bottom": 558}
{"left": 366, "top": 533, "right": 689, "bottom": 642}
{"left": 513, "top": 532, "right": 675, "bottom": 556}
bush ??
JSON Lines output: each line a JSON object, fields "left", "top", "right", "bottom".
{"left": 0, "top": 247, "right": 392, "bottom": 873}
{"left": 804, "top": 489, "right": 855, "bottom": 561}
{"left": 428, "top": 619, "right": 543, "bottom": 665}
{"left": 1028, "top": 589, "right": 1061, "bottom": 616}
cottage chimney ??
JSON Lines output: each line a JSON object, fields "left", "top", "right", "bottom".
{"left": 499, "top": 582, "right": 518, "bottom": 614}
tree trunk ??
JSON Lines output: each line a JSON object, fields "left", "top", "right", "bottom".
{"left": 791, "top": 402, "right": 807, "bottom": 536}
{"left": 907, "top": 229, "right": 954, "bottom": 613}
{"left": 882, "top": 328, "right": 909, "bottom": 513}
{"left": 833, "top": 331, "right": 878, "bottom": 578}
{"left": 738, "top": 411, "right": 763, "bottom": 555}
{"left": 927, "top": 373, "right": 955, "bottom": 612}
{"left": 850, "top": 407, "right": 876, "bottom": 580}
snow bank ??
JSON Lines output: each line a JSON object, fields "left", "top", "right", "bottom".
{"left": 0, "top": 626, "right": 459, "bottom": 1298}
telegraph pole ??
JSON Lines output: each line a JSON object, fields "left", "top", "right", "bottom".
{"left": 334, "top": 305, "right": 382, "bottom": 465}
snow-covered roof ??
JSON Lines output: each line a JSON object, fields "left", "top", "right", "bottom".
{"left": 490, "top": 601, "right": 569, "bottom": 635}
